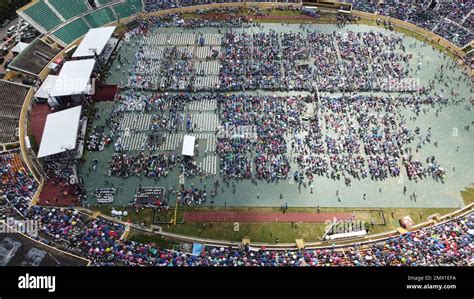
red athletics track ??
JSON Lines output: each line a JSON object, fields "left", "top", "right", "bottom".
{"left": 184, "top": 212, "right": 353, "bottom": 223}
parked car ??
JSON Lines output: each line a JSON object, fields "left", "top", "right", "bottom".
{"left": 0, "top": 19, "right": 9, "bottom": 28}
{"left": 22, "top": 32, "right": 35, "bottom": 39}
{"left": 7, "top": 25, "right": 16, "bottom": 36}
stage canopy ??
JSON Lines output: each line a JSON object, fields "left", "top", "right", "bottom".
{"left": 50, "top": 59, "right": 95, "bottom": 97}
{"left": 37, "top": 105, "right": 82, "bottom": 158}
{"left": 182, "top": 135, "right": 196, "bottom": 157}
{"left": 35, "top": 75, "right": 58, "bottom": 99}
{"left": 72, "top": 26, "right": 116, "bottom": 58}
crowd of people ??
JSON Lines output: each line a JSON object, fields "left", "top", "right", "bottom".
{"left": 144, "top": 0, "right": 301, "bottom": 13}
{"left": 125, "top": 23, "right": 418, "bottom": 92}
{"left": 87, "top": 126, "right": 110, "bottom": 152}
{"left": 178, "top": 188, "right": 208, "bottom": 206}
{"left": 120, "top": 2, "right": 472, "bottom": 94}
{"left": 0, "top": 150, "right": 472, "bottom": 267}
{"left": 143, "top": 154, "right": 179, "bottom": 178}
{"left": 348, "top": 0, "right": 473, "bottom": 47}
{"left": 108, "top": 152, "right": 205, "bottom": 185}
{"left": 217, "top": 94, "right": 306, "bottom": 181}
{"left": 139, "top": 0, "right": 473, "bottom": 48}
{"left": 0, "top": 149, "right": 37, "bottom": 218}
{"left": 101, "top": 87, "right": 455, "bottom": 186}
{"left": 219, "top": 29, "right": 415, "bottom": 92}
{"left": 434, "top": 19, "right": 473, "bottom": 48}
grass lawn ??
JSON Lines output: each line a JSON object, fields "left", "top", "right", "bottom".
{"left": 166, "top": 221, "right": 327, "bottom": 243}
{"left": 127, "top": 229, "right": 179, "bottom": 249}
{"left": 155, "top": 208, "right": 185, "bottom": 224}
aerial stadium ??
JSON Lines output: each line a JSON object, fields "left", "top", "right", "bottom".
{"left": 0, "top": 0, "right": 473, "bottom": 268}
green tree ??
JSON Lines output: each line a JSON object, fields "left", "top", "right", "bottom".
{"left": 0, "top": 0, "right": 31, "bottom": 22}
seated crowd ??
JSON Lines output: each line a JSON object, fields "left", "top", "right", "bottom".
{"left": 348, "top": 0, "right": 473, "bottom": 47}
{"left": 140, "top": 0, "right": 472, "bottom": 48}
{"left": 0, "top": 149, "right": 38, "bottom": 218}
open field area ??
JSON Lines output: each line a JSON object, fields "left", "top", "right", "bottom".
{"left": 81, "top": 23, "right": 473, "bottom": 214}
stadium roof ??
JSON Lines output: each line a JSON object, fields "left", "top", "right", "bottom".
{"left": 37, "top": 105, "right": 82, "bottom": 158}
{"left": 182, "top": 135, "right": 196, "bottom": 157}
{"left": 50, "top": 59, "right": 95, "bottom": 97}
{"left": 72, "top": 26, "right": 116, "bottom": 58}
{"left": 0, "top": 80, "right": 30, "bottom": 144}
{"left": 8, "top": 39, "right": 61, "bottom": 76}
{"left": 35, "top": 75, "right": 58, "bottom": 99}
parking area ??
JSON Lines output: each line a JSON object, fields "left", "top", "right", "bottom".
{"left": 0, "top": 17, "right": 40, "bottom": 75}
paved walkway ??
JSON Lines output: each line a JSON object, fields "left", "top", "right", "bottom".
{"left": 30, "top": 103, "right": 51, "bottom": 144}
{"left": 184, "top": 211, "right": 353, "bottom": 222}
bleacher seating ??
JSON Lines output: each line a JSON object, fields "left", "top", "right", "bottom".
{"left": 0, "top": 81, "right": 30, "bottom": 144}
{"left": 49, "top": 0, "right": 90, "bottom": 20}
{"left": 22, "top": 0, "right": 63, "bottom": 31}
{"left": 84, "top": 7, "right": 116, "bottom": 28}
{"left": 52, "top": 18, "right": 91, "bottom": 44}
{"left": 97, "top": 0, "right": 119, "bottom": 5}
{"left": 0, "top": 119, "right": 21, "bottom": 145}
{"left": 113, "top": 0, "right": 142, "bottom": 20}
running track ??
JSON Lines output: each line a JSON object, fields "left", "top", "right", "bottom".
{"left": 184, "top": 212, "right": 353, "bottom": 223}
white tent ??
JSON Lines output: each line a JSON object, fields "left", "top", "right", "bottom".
{"left": 35, "top": 75, "right": 58, "bottom": 99}
{"left": 182, "top": 135, "right": 196, "bottom": 157}
{"left": 72, "top": 26, "right": 116, "bottom": 58}
{"left": 37, "top": 106, "right": 82, "bottom": 158}
{"left": 11, "top": 42, "right": 29, "bottom": 54}
{"left": 50, "top": 59, "right": 95, "bottom": 97}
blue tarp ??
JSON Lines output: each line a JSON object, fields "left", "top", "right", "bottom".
{"left": 192, "top": 243, "right": 204, "bottom": 256}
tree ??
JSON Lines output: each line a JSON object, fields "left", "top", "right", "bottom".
{"left": 0, "top": 0, "right": 31, "bottom": 22}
